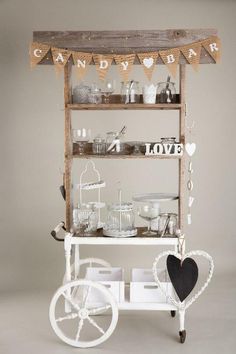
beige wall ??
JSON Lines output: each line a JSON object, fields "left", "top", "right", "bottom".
{"left": 0, "top": 0, "right": 235, "bottom": 292}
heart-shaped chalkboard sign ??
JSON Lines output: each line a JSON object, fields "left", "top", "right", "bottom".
{"left": 167, "top": 255, "right": 198, "bottom": 302}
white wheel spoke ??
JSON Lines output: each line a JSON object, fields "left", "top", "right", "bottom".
{"left": 87, "top": 316, "right": 105, "bottom": 334}
{"left": 75, "top": 319, "right": 84, "bottom": 341}
{"left": 56, "top": 313, "right": 78, "bottom": 322}
{"left": 82, "top": 285, "right": 92, "bottom": 307}
{"left": 61, "top": 291, "right": 80, "bottom": 311}
{"left": 89, "top": 304, "right": 111, "bottom": 315}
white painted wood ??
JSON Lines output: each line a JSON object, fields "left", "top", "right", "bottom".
{"left": 49, "top": 280, "right": 119, "bottom": 348}
{"left": 70, "top": 236, "right": 179, "bottom": 246}
{"left": 85, "top": 267, "right": 125, "bottom": 302}
{"left": 179, "top": 309, "right": 185, "bottom": 331}
{"left": 117, "top": 301, "right": 176, "bottom": 311}
{"left": 130, "top": 268, "right": 174, "bottom": 303}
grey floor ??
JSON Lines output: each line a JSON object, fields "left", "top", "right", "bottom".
{"left": 1, "top": 274, "right": 235, "bottom": 354}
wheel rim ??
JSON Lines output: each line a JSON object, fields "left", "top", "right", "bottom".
{"left": 49, "top": 280, "right": 118, "bottom": 348}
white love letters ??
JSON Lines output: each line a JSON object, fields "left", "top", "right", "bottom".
{"left": 145, "top": 143, "right": 183, "bottom": 156}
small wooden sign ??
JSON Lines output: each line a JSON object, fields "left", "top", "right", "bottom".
{"left": 145, "top": 143, "right": 183, "bottom": 156}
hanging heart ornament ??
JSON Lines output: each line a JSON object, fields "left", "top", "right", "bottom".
{"left": 143, "top": 57, "right": 154, "bottom": 68}
{"left": 185, "top": 143, "right": 196, "bottom": 156}
{"left": 152, "top": 250, "right": 214, "bottom": 310}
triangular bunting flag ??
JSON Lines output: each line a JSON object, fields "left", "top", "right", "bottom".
{"left": 51, "top": 47, "right": 72, "bottom": 74}
{"left": 159, "top": 48, "right": 180, "bottom": 78}
{"left": 137, "top": 52, "right": 158, "bottom": 81}
{"left": 72, "top": 52, "right": 92, "bottom": 80}
{"left": 202, "top": 36, "right": 221, "bottom": 63}
{"left": 29, "top": 42, "right": 50, "bottom": 68}
{"left": 181, "top": 42, "right": 202, "bottom": 71}
{"left": 114, "top": 54, "right": 135, "bottom": 82}
{"left": 93, "top": 54, "right": 113, "bottom": 81}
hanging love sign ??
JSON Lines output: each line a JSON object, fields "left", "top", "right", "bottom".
{"left": 152, "top": 250, "right": 214, "bottom": 310}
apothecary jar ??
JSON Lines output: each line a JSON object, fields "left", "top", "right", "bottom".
{"left": 103, "top": 202, "right": 137, "bottom": 237}
{"left": 157, "top": 82, "right": 176, "bottom": 103}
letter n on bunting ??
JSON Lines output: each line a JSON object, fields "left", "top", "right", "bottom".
{"left": 72, "top": 52, "right": 92, "bottom": 80}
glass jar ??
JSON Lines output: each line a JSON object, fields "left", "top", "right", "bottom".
{"left": 88, "top": 84, "right": 102, "bottom": 104}
{"left": 160, "top": 137, "right": 176, "bottom": 154}
{"left": 92, "top": 135, "right": 106, "bottom": 155}
{"left": 106, "top": 131, "right": 124, "bottom": 154}
{"left": 103, "top": 202, "right": 137, "bottom": 237}
{"left": 73, "top": 83, "right": 90, "bottom": 103}
{"left": 121, "top": 81, "right": 140, "bottom": 104}
{"left": 158, "top": 213, "right": 178, "bottom": 237}
{"left": 157, "top": 82, "right": 176, "bottom": 103}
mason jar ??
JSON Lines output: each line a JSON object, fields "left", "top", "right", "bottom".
{"left": 157, "top": 82, "right": 176, "bottom": 103}
{"left": 121, "top": 81, "right": 140, "bottom": 104}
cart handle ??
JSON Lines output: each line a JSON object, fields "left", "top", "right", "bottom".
{"left": 50, "top": 221, "right": 66, "bottom": 242}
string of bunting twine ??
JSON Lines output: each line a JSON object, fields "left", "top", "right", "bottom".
{"left": 29, "top": 36, "right": 221, "bottom": 80}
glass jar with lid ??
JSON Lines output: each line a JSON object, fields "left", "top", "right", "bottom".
{"left": 158, "top": 213, "right": 178, "bottom": 237}
{"left": 92, "top": 135, "right": 106, "bottom": 155}
{"left": 157, "top": 82, "right": 176, "bottom": 103}
{"left": 103, "top": 202, "right": 137, "bottom": 237}
{"left": 121, "top": 81, "right": 140, "bottom": 104}
{"left": 106, "top": 131, "right": 124, "bottom": 154}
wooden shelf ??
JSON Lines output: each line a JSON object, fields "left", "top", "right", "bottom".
{"left": 67, "top": 103, "right": 182, "bottom": 111}
{"left": 71, "top": 227, "right": 178, "bottom": 245}
{"left": 72, "top": 153, "right": 182, "bottom": 159}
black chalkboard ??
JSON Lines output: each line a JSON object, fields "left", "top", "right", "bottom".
{"left": 167, "top": 255, "right": 198, "bottom": 302}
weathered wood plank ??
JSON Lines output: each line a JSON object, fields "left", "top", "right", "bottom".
{"left": 178, "top": 64, "right": 186, "bottom": 232}
{"left": 33, "top": 29, "right": 217, "bottom": 64}
{"left": 64, "top": 62, "right": 73, "bottom": 231}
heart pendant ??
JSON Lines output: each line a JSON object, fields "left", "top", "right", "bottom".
{"left": 143, "top": 57, "right": 154, "bottom": 68}
{"left": 167, "top": 255, "right": 198, "bottom": 302}
{"left": 153, "top": 250, "right": 214, "bottom": 310}
{"left": 185, "top": 143, "right": 196, "bottom": 156}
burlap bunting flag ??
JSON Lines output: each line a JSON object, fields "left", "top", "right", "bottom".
{"left": 30, "top": 42, "right": 50, "bottom": 68}
{"left": 159, "top": 48, "right": 180, "bottom": 78}
{"left": 93, "top": 54, "right": 113, "bottom": 81}
{"left": 72, "top": 52, "right": 92, "bottom": 80}
{"left": 202, "top": 36, "right": 221, "bottom": 63}
{"left": 181, "top": 42, "right": 202, "bottom": 71}
{"left": 114, "top": 54, "right": 135, "bottom": 82}
{"left": 51, "top": 47, "right": 72, "bottom": 74}
{"left": 137, "top": 52, "right": 158, "bottom": 81}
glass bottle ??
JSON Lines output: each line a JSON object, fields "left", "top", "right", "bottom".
{"left": 121, "top": 81, "right": 140, "bottom": 104}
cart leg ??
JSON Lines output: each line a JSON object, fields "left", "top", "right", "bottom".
{"left": 64, "top": 234, "right": 72, "bottom": 313}
{"left": 179, "top": 309, "right": 186, "bottom": 343}
{"left": 74, "top": 245, "right": 80, "bottom": 280}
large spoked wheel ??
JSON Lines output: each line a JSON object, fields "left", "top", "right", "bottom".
{"left": 49, "top": 280, "right": 118, "bottom": 348}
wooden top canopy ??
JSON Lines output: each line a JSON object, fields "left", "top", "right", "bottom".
{"left": 33, "top": 29, "right": 217, "bottom": 65}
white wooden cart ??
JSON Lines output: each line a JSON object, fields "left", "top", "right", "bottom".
{"left": 32, "top": 29, "right": 218, "bottom": 347}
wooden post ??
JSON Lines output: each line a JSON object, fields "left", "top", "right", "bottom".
{"left": 178, "top": 64, "right": 186, "bottom": 232}
{"left": 64, "top": 62, "right": 73, "bottom": 231}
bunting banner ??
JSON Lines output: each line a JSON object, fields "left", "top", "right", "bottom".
{"left": 138, "top": 52, "right": 159, "bottom": 81}
{"left": 51, "top": 47, "right": 72, "bottom": 74}
{"left": 159, "top": 48, "right": 180, "bottom": 78}
{"left": 93, "top": 54, "right": 113, "bottom": 81}
{"left": 114, "top": 54, "right": 135, "bottom": 82}
{"left": 30, "top": 36, "right": 221, "bottom": 80}
{"left": 181, "top": 42, "right": 202, "bottom": 71}
{"left": 202, "top": 36, "right": 221, "bottom": 63}
{"left": 72, "top": 51, "right": 92, "bottom": 80}
{"left": 29, "top": 42, "right": 50, "bottom": 69}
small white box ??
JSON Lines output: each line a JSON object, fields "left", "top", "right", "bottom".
{"left": 85, "top": 267, "right": 125, "bottom": 303}
{"left": 130, "top": 268, "right": 173, "bottom": 303}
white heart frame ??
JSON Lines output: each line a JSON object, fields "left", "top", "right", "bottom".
{"left": 152, "top": 250, "right": 214, "bottom": 311}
